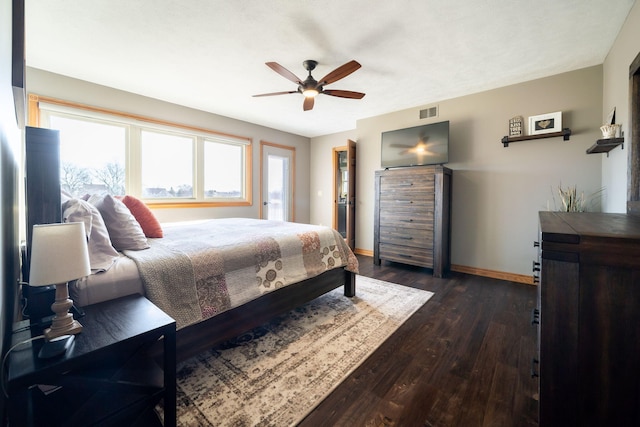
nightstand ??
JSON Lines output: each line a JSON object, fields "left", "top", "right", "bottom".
{"left": 7, "top": 294, "right": 176, "bottom": 427}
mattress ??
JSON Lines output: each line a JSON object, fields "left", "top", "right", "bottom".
{"left": 70, "top": 253, "right": 144, "bottom": 306}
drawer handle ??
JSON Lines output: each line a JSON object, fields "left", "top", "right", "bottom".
{"left": 531, "top": 308, "right": 540, "bottom": 325}
{"left": 532, "top": 260, "right": 540, "bottom": 272}
{"left": 531, "top": 358, "right": 539, "bottom": 378}
{"left": 398, "top": 236, "right": 413, "bottom": 240}
{"left": 399, "top": 182, "right": 414, "bottom": 187}
{"left": 399, "top": 254, "right": 413, "bottom": 258}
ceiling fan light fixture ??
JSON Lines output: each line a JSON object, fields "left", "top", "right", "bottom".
{"left": 254, "top": 59, "right": 365, "bottom": 111}
{"left": 302, "top": 88, "right": 319, "bottom": 98}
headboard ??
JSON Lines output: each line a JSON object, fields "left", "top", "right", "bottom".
{"left": 24, "top": 126, "right": 62, "bottom": 279}
{"left": 22, "top": 126, "right": 62, "bottom": 321}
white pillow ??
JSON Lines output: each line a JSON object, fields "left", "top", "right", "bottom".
{"left": 62, "top": 198, "right": 119, "bottom": 272}
{"left": 88, "top": 194, "right": 149, "bottom": 251}
{"left": 61, "top": 189, "right": 73, "bottom": 204}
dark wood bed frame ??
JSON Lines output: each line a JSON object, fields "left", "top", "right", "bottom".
{"left": 177, "top": 268, "right": 355, "bottom": 361}
{"left": 24, "top": 126, "right": 356, "bottom": 362}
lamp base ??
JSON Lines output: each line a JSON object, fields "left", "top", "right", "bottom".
{"left": 44, "top": 316, "right": 83, "bottom": 340}
{"left": 44, "top": 282, "right": 83, "bottom": 340}
{"left": 38, "top": 334, "right": 75, "bottom": 359}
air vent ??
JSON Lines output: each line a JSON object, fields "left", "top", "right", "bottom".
{"left": 420, "top": 105, "right": 438, "bottom": 119}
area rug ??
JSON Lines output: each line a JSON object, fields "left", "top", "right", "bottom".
{"left": 173, "top": 275, "right": 434, "bottom": 426}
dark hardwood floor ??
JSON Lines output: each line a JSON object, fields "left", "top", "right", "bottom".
{"left": 299, "top": 254, "right": 539, "bottom": 427}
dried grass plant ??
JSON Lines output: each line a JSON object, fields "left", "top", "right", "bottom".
{"left": 552, "top": 184, "right": 604, "bottom": 212}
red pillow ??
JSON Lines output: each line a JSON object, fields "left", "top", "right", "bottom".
{"left": 119, "top": 195, "right": 163, "bottom": 238}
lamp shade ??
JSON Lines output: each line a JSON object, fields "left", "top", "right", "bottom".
{"left": 29, "top": 222, "right": 91, "bottom": 287}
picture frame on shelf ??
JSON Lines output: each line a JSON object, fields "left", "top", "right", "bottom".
{"left": 528, "top": 111, "right": 562, "bottom": 136}
{"left": 509, "top": 116, "right": 523, "bottom": 137}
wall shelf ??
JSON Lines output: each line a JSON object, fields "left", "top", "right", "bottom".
{"left": 586, "top": 137, "right": 624, "bottom": 156}
{"left": 501, "top": 128, "right": 571, "bottom": 147}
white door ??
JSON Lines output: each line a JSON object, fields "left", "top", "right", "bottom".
{"left": 261, "top": 142, "right": 295, "bottom": 221}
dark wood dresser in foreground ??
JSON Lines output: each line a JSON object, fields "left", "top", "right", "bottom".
{"left": 536, "top": 211, "right": 640, "bottom": 426}
{"left": 373, "top": 165, "right": 451, "bottom": 277}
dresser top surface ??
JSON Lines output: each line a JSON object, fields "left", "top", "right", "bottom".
{"left": 539, "top": 211, "right": 640, "bottom": 242}
{"left": 376, "top": 165, "right": 452, "bottom": 175}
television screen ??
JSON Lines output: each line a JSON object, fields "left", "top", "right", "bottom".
{"left": 381, "top": 121, "right": 449, "bottom": 168}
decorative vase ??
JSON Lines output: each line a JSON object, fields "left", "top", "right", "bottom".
{"left": 600, "top": 124, "right": 621, "bottom": 139}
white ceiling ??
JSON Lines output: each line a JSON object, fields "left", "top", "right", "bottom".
{"left": 25, "top": 0, "right": 636, "bottom": 138}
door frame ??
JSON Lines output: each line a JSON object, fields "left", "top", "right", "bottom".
{"left": 332, "top": 140, "right": 356, "bottom": 249}
{"left": 332, "top": 145, "right": 345, "bottom": 233}
{"left": 346, "top": 139, "right": 356, "bottom": 250}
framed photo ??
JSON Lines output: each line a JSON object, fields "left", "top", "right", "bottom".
{"left": 528, "top": 111, "right": 562, "bottom": 136}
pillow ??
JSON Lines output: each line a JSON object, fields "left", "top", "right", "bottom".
{"left": 118, "top": 195, "right": 163, "bottom": 238}
{"left": 88, "top": 194, "right": 150, "bottom": 251}
{"left": 62, "top": 198, "right": 119, "bottom": 272}
{"left": 61, "top": 189, "right": 73, "bottom": 204}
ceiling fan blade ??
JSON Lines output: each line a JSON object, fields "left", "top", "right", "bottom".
{"left": 266, "top": 62, "right": 303, "bottom": 84}
{"left": 303, "top": 97, "right": 315, "bottom": 111}
{"left": 318, "top": 60, "right": 361, "bottom": 85}
{"left": 323, "top": 89, "right": 366, "bottom": 99}
{"left": 253, "top": 90, "right": 298, "bottom": 97}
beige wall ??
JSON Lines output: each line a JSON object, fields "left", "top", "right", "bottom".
{"left": 26, "top": 68, "right": 312, "bottom": 224}
{"left": 602, "top": 0, "right": 640, "bottom": 212}
{"left": 313, "top": 66, "right": 604, "bottom": 277}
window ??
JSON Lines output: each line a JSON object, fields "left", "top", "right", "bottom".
{"left": 50, "top": 114, "right": 127, "bottom": 197}
{"left": 33, "top": 96, "right": 252, "bottom": 207}
{"left": 204, "top": 139, "right": 246, "bottom": 199}
{"left": 141, "top": 129, "right": 194, "bottom": 199}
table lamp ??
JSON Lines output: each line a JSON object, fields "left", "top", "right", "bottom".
{"left": 29, "top": 222, "right": 91, "bottom": 341}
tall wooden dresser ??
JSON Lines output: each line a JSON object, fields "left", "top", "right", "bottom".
{"left": 373, "top": 165, "right": 451, "bottom": 277}
{"left": 537, "top": 211, "right": 640, "bottom": 426}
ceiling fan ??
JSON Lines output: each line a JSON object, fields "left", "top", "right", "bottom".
{"left": 253, "top": 60, "right": 365, "bottom": 111}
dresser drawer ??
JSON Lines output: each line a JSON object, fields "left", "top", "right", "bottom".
{"left": 378, "top": 211, "right": 434, "bottom": 230}
{"left": 379, "top": 189, "right": 433, "bottom": 202}
{"left": 379, "top": 243, "right": 433, "bottom": 267}
{"left": 378, "top": 197, "right": 434, "bottom": 211}
{"left": 380, "top": 173, "right": 435, "bottom": 193}
{"left": 379, "top": 226, "right": 432, "bottom": 248}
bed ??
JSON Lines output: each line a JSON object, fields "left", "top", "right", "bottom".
{"left": 71, "top": 214, "right": 357, "bottom": 361}
{"left": 24, "top": 133, "right": 358, "bottom": 362}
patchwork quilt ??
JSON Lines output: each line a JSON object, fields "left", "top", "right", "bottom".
{"left": 124, "top": 218, "right": 359, "bottom": 329}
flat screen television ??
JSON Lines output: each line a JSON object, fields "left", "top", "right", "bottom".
{"left": 381, "top": 120, "right": 449, "bottom": 168}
